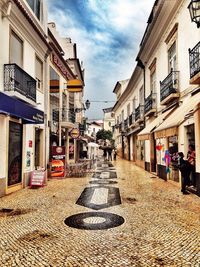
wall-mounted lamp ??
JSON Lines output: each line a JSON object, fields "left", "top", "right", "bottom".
{"left": 188, "top": 0, "right": 200, "bottom": 28}
{"left": 75, "top": 99, "right": 90, "bottom": 113}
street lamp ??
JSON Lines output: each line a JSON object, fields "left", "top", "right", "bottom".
{"left": 188, "top": 0, "right": 200, "bottom": 28}
{"left": 75, "top": 99, "right": 90, "bottom": 113}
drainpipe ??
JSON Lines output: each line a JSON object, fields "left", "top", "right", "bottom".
{"left": 136, "top": 58, "right": 146, "bottom": 167}
{"left": 136, "top": 58, "right": 146, "bottom": 127}
{"left": 44, "top": 48, "right": 51, "bottom": 169}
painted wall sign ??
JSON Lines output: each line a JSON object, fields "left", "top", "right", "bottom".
{"left": 52, "top": 53, "right": 72, "bottom": 80}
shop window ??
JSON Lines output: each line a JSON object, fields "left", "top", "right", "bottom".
{"left": 10, "top": 30, "right": 23, "bottom": 67}
{"left": 26, "top": 0, "right": 41, "bottom": 20}
{"left": 35, "top": 56, "right": 43, "bottom": 91}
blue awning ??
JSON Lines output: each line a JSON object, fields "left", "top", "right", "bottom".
{"left": 0, "top": 92, "right": 44, "bottom": 124}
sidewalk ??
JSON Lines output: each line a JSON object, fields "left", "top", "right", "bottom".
{"left": 0, "top": 158, "right": 199, "bottom": 266}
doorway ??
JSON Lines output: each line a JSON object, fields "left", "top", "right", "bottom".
{"left": 8, "top": 121, "right": 22, "bottom": 186}
{"left": 35, "top": 128, "right": 43, "bottom": 168}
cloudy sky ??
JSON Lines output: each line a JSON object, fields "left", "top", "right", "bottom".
{"left": 47, "top": 0, "right": 155, "bottom": 120}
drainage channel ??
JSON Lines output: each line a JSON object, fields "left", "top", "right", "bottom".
{"left": 64, "top": 160, "right": 125, "bottom": 230}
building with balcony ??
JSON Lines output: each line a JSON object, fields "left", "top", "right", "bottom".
{"left": 102, "top": 107, "right": 115, "bottom": 132}
{"left": 0, "top": 0, "right": 50, "bottom": 197}
{"left": 112, "top": 70, "right": 145, "bottom": 165}
{"left": 113, "top": 0, "right": 200, "bottom": 196}
{"left": 48, "top": 22, "right": 86, "bottom": 163}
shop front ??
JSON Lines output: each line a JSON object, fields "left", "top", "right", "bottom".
{"left": 0, "top": 92, "right": 44, "bottom": 196}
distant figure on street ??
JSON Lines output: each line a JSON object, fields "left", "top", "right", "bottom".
{"left": 178, "top": 152, "right": 190, "bottom": 194}
{"left": 103, "top": 148, "right": 107, "bottom": 161}
{"left": 114, "top": 148, "right": 117, "bottom": 161}
{"left": 108, "top": 147, "right": 113, "bottom": 161}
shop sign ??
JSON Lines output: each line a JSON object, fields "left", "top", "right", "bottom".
{"left": 52, "top": 53, "right": 71, "bottom": 80}
{"left": 29, "top": 140, "right": 32, "bottom": 148}
{"left": 67, "top": 79, "right": 83, "bottom": 93}
{"left": 70, "top": 128, "right": 80, "bottom": 139}
{"left": 30, "top": 170, "right": 46, "bottom": 187}
{"left": 51, "top": 146, "right": 66, "bottom": 178}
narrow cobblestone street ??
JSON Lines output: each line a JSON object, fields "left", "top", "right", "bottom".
{"left": 0, "top": 158, "right": 200, "bottom": 267}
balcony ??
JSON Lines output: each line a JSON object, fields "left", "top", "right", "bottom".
{"left": 135, "top": 105, "right": 144, "bottom": 122}
{"left": 189, "top": 41, "right": 200, "bottom": 84}
{"left": 4, "top": 64, "right": 36, "bottom": 104}
{"left": 62, "top": 109, "right": 75, "bottom": 124}
{"left": 144, "top": 93, "right": 156, "bottom": 116}
{"left": 160, "top": 71, "right": 179, "bottom": 105}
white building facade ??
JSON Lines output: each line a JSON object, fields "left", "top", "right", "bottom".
{"left": 0, "top": 0, "right": 50, "bottom": 196}
{"left": 113, "top": 0, "right": 200, "bottom": 196}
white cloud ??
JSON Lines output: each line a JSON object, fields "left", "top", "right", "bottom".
{"left": 47, "top": 0, "right": 155, "bottom": 119}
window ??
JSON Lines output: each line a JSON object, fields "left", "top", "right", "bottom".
{"left": 150, "top": 70, "right": 156, "bottom": 93}
{"left": 127, "top": 103, "right": 130, "bottom": 117}
{"left": 26, "top": 0, "right": 41, "bottom": 20}
{"left": 132, "top": 98, "right": 136, "bottom": 112}
{"left": 139, "top": 86, "right": 144, "bottom": 105}
{"left": 168, "top": 42, "right": 176, "bottom": 72}
{"left": 121, "top": 110, "right": 124, "bottom": 122}
{"left": 35, "top": 56, "right": 43, "bottom": 91}
{"left": 10, "top": 30, "right": 23, "bottom": 67}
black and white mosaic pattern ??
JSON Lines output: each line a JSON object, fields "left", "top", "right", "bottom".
{"left": 64, "top": 159, "right": 124, "bottom": 230}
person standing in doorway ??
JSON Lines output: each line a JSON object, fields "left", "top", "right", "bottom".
{"left": 178, "top": 152, "right": 190, "bottom": 194}
{"left": 187, "top": 144, "right": 196, "bottom": 186}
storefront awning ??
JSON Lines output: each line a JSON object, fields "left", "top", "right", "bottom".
{"left": 138, "top": 108, "right": 174, "bottom": 140}
{"left": 154, "top": 92, "right": 200, "bottom": 138}
{"left": 0, "top": 92, "right": 44, "bottom": 124}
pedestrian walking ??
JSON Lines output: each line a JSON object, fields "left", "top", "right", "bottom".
{"left": 178, "top": 152, "right": 190, "bottom": 194}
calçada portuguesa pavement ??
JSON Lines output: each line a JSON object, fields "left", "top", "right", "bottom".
{"left": 0, "top": 158, "right": 200, "bottom": 267}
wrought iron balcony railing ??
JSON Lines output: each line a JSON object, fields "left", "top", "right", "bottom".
{"left": 145, "top": 93, "right": 156, "bottom": 114}
{"left": 135, "top": 105, "right": 144, "bottom": 122}
{"left": 62, "top": 109, "right": 75, "bottom": 123}
{"left": 124, "top": 118, "right": 128, "bottom": 130}
{"left": 129, "top": 112, "right": 135, "bottom": 125}
{"left": 189, "top": 41, "right": 200, "bottom": 79}
{"left": 4, "top": 64, "right": 36, "bottom": 102}
{"left": 52, "top": 109, "right": 59, "bottom": 122}
{"left": 119, "top": 123, "right": 122, "bottom": 132}
{"left": 160, "top": 71, "right": 179, "bottom": 102}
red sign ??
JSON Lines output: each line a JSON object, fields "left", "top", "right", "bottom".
{"left": 30, "top": 170, "right": 45, "bottom": 187}
{"left": 52, "top": 53, "right": 72, "bottom": 80}
{"left": 28, "top": 140, "right": 32, "bottom": 148}
{"left": 51, "top": 146, "right": 66, "bottom": 178}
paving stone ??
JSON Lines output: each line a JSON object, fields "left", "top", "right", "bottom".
{"left": 0, "top": 159, "right": 199, "bottom": 266}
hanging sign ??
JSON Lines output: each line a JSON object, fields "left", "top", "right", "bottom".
{"left": 70, "top": 128, "right": 80, "bottom": 139}
{"left": 67, "top": 79, "right": 83, "bottom": 92}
